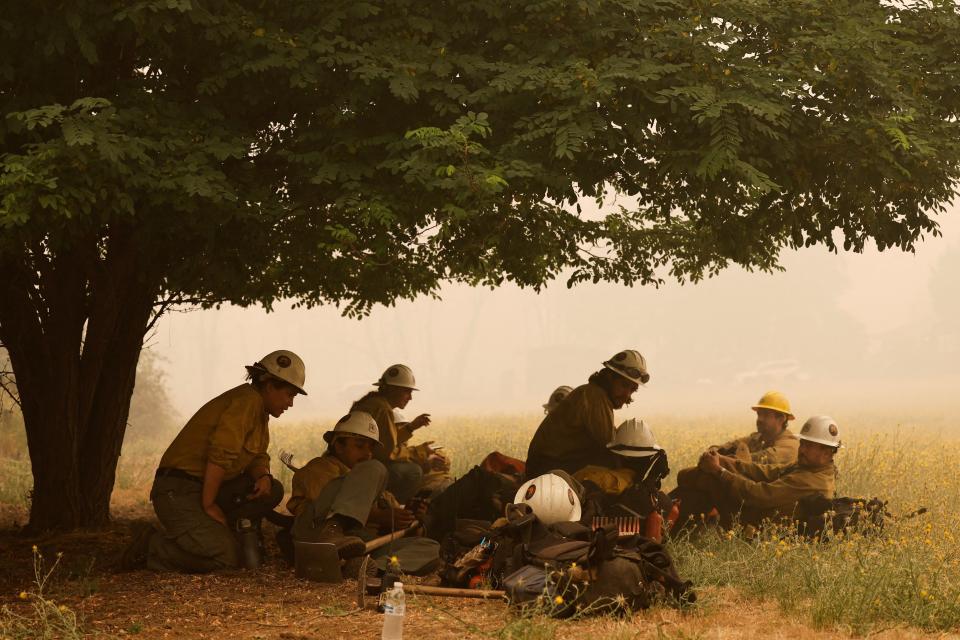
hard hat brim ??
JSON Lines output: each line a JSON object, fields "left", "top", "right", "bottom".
{"left": 603, "top": 362, "right": 647, "bottom": 386}
{"left": 247, "top": 365, "right": 308, "bottom": 395}
{"left": 798, "top": 434, "right": 842, "bottom": 449}
{"left": 323, "top": 430, "right": 382, "bottom": 448}
{"left": 607, "top": 443, "right": 662, "bottom": 457}
{"left": 374, "top": 380, "right": 419, "bottom": 391}
{"left": 751, "top": 403, "right": 793, "bottom": 420}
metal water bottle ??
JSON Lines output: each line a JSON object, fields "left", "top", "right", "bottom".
{"left": 237, "top": 518, "right": 261, "bottom": 569}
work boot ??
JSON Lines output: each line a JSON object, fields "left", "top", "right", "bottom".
{"left": 118, "top": 521, "right": 157, "bottom": 571}
{"left": 314, "top": 518, "right": 366, "bottom": 559}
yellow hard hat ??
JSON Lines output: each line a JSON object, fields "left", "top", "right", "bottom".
{"left": 751, "top": 391, "right": 794, "bottom": 420}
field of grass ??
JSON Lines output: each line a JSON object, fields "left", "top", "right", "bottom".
{"left": 2, "top": 409, "right": 960, "bottom": 635}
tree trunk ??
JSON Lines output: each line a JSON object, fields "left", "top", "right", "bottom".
{"left": 0, "top": 226, "right": 160, "bottom": 531}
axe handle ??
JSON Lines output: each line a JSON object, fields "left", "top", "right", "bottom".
{"left": 406, "top": 585, "right": 505, "bottom": 599}
{"left": 364, "top": 521, "right": 420, "bottom": 553}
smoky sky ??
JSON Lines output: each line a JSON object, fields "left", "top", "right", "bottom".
{"left": 150, "top": 199, "right": 960, "bottom": 426}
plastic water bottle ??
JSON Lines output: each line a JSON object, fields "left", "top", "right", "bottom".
{"left": 381, "top": 582, "right": 406, "bottom": 640}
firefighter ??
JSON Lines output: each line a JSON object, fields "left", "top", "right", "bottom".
{"left": 542, "top": 385, "right": 574, "bottom": 414}
{"left": 287, "top": 411, "right": 419, "bottom": 558}
{"left": 709, "top": 391, "right": 799, "bottom": 465}
{"left": 121, "top": 350, "right": 305, "bottom": 572}
{"left": 350, "top": 364, "right": 431, "bottom": 503}
{"left": 526, "top": 349, "right": 649, "bottom": 477}
{"left": 672, "top": 415, "right": 842, "bottom": 532}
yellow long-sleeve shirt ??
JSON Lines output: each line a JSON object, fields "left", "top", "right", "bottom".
{"left": 713, "top": 428, "right": 799, "bottom": 465}
{"left": 286, "top": 453, "right": 401, "bottom": 516}
{"left": 719, "top": 459, "right": 836, "bottom": 517}
{"left": 157, "top": 384, "right": 270, "bottom": 480}
{"left": 350, "top": 392, "right": 414, "bottom": 462}
{"left": 286, "top": 454, "right": 349, "bottom": 516}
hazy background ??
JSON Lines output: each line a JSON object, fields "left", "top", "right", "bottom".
{"left": 145, "top": 199, "right": 960, "bottom": 430}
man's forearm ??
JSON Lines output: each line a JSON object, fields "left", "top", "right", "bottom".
{"left": 202, "top": 461, "right": 227, "bottom": 507}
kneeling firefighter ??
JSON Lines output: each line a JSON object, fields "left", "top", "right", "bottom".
{"left": 121, "top": 350, "right": 305, "bottom": 572}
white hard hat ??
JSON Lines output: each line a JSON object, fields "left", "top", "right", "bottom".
{"left": 392, "top": 408, "right": 408, "bottom": 425}
{"left": 513, "top": 472, "right": 582, "bottom": 524}
{"left": 798, "top": 415, "right": 843, "bottom": 449}
{"left": 607, "top": 418, "right": 661, "bottom": 457}
{"left": 375, "top": 364, "right": 418, "bottom": 390}
{"left": 323, "top": 411, "right": 381, "bottom": 447}
{"left": 602, "top": 349, "right": 650, "bottom": 385}
{"left": 542, "top": 385, "right": 573, "bottom": 412}
{"left": 246, "top": 350, "right": 307, "bottom": 395}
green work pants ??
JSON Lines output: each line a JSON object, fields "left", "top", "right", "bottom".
{"left": 148, "top": 473, "right": 283, "bottom": 572}
{"left": 671, "top": 467, "right": 760, "bottom": 531}
{"left": 386, "top": 459, "right": 423, "bottom": 504}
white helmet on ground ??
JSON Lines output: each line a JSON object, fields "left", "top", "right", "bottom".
{"left": 323, "top": 411, "right": 381, "bottom": 447}
{"left": 542, "top": 385, "right": 573, "bottom": 413}
{"left": 375, "top": 364, "right": 418, "bottom": 390}
{"left": 246, "top": 350, "right": 307, "bottom": 395}
{"left": 798, "top": 415, "right": 843, "bottom": 449}
{"left": 602, "top": 349, "right": 650, "bottom": 385}
{"left": 513, "top": 471, "right": 582, "bottom": 524}
{"left": 392, "top": 408, "right": 408, "bottom": 425}
{"left": 607, "top": 418, "right": 661, "bottom": 457}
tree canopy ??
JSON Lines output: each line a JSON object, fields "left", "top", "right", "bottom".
{"left": 1, "top": 0, "right": 959, "bottom": 529}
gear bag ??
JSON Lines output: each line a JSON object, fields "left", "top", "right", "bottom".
{"left": 578, "top": 452, "right": 672, "bottom": 542}
{"left": 794, "top": 495, "right": 889, "bottom": 539}
{"left": 502, "top": 525, "right": 694, "bottom": 617}
{"left": 426, "top": 466, "right": 520, "bottom": 543}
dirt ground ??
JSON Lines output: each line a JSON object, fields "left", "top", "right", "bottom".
{"left": 0, "top": 504, "right": 955, "bottom": 640}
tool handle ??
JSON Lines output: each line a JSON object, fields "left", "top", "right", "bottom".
{"left": 406, "top": 585, "right": 505, "bottom": 599}
{"left": 364, "top": 521, "right": 420, "bottom": 553}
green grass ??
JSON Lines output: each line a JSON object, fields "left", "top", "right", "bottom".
{"left": 3, "top": 411, "right": 960, "bottom": 633}
{"left": 0, "top": 547, "right": 84, "bottom": 640}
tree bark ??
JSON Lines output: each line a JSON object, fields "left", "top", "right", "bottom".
{"left": 0, "top": 226, "right": 160, "bottom": 531}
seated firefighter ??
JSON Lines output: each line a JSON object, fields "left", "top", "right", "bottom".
{"left": 542, "top": 385, "right": 573, "bottom": 415}
{"left": 710, "top": 391, "right": 799, "bottom": 465}
{"left": 672, "top": 415, "right": 842, "bottom": 532}
{"left": 526, "top": 349, "right": 649, "bottom": 478}
{"left": 575, "top": 418, "right": 670, "bottom": 527}
{"left": 121, "top": 350, "right": 303, "bottom": 572}
{"left": 351, "top": 364, "right": 432, "bottom": 503}
{"left": 286, "top": 412, "right": 420, "bottom": 560}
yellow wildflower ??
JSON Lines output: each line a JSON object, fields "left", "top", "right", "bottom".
{"left": 554, "top": 595, "right": 564, "bottom": 605}
{"left": 18, "top": 591, "right": 28, "bottom": 600}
